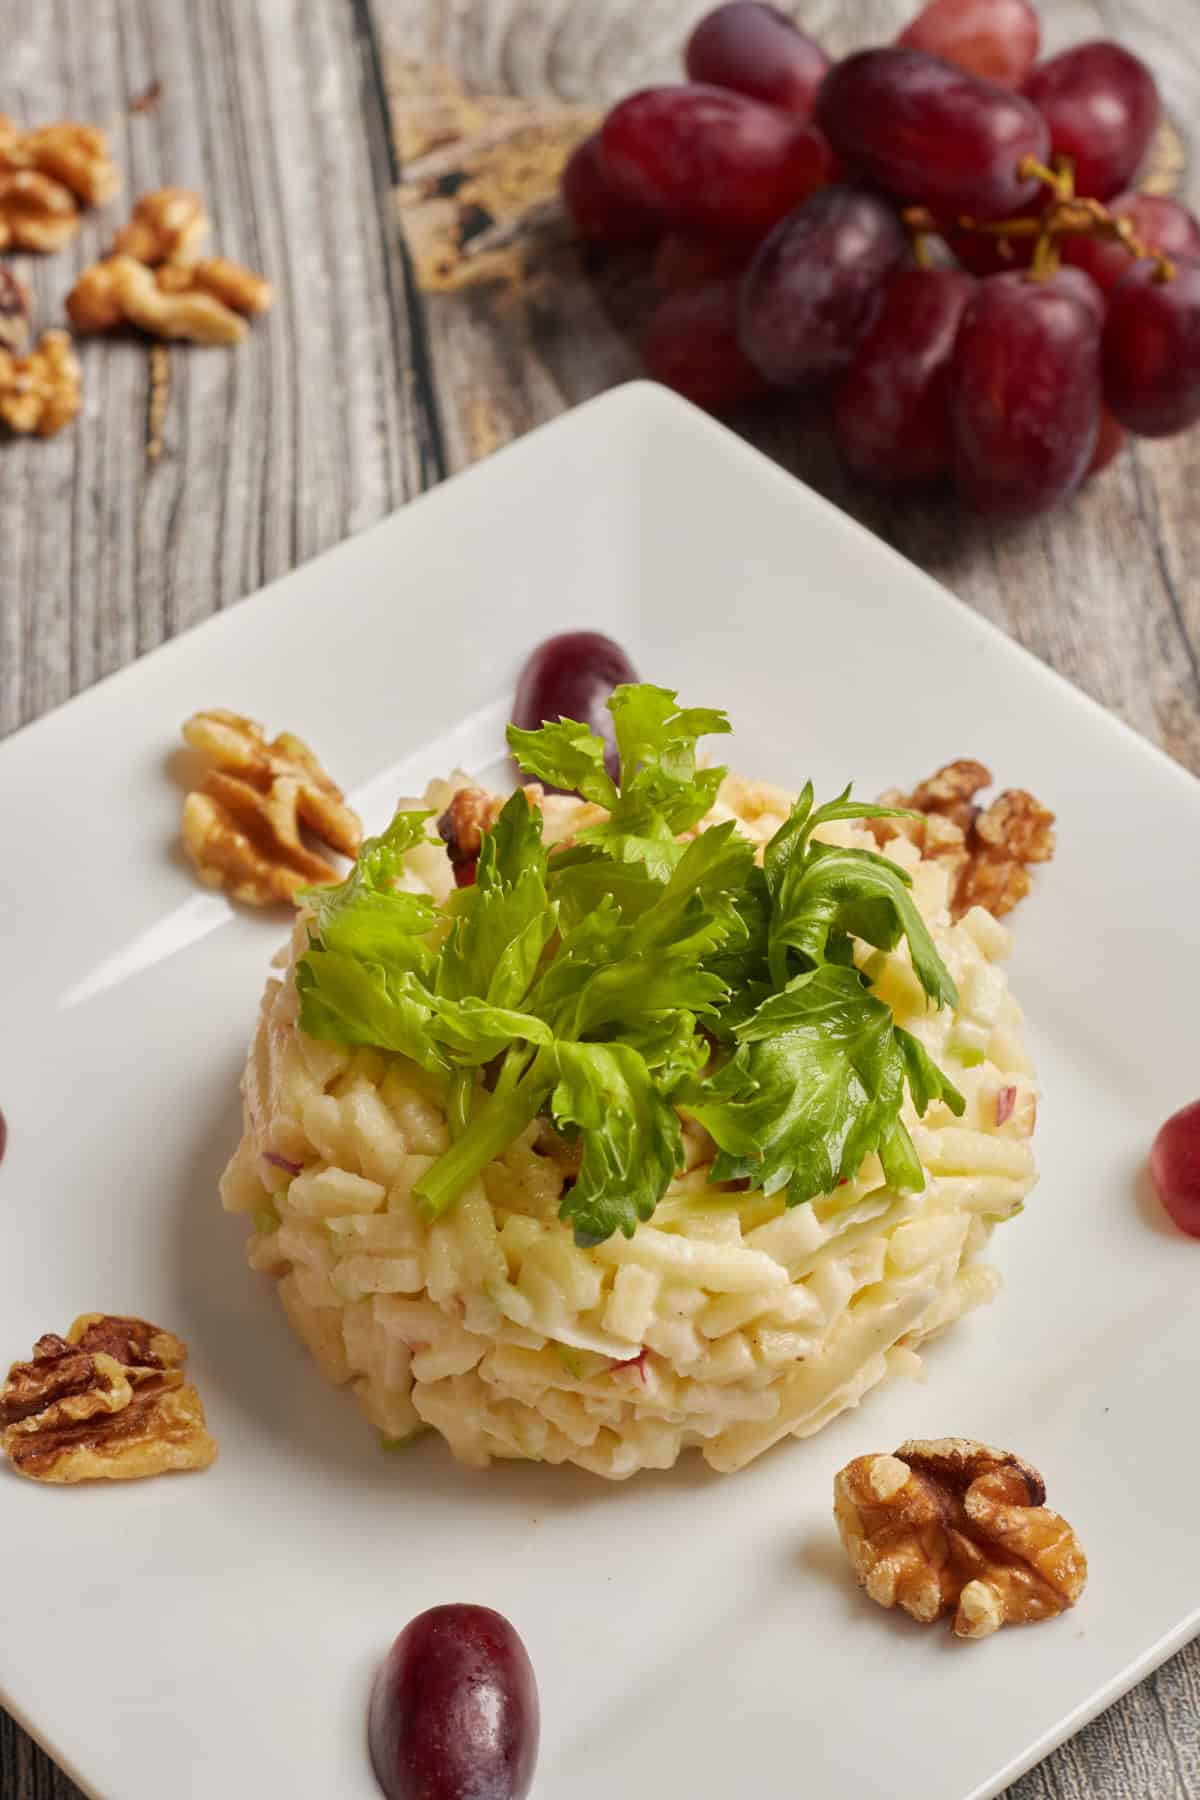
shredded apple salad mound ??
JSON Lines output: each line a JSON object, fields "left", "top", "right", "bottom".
{"left": 221, "top": 689, "right": 1039, "bottom": 1478}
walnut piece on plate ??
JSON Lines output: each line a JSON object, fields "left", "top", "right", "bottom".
{"left": 67, "top": 252, "right": 271, "bottom": 345}
{"left": 112, "top": 185, "right": 210, "bottom": 265}
{"left": 871, "top": 759, "right": 1056, "bottom": 921}
{"left": 181, "top": 708, "right": 362, "bottom": 906}
{"left": 0, "top": 169, "right": 79, "bottom": 253}
{"left": 0, "top": 1314, "right": 217, "bottom": 1484}
{"left": 834, "top": 1437, "right": 1087, "bottom": 1640}
{"left": 0, "top": 114, "right": 121, "bottom": 207}
{"left": 0, "top": 330, "right": 81, "bottom": 438}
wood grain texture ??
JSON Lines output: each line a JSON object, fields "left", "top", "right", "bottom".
{"left": 2, "top": 0, "right": 1199, "bottom": 1796}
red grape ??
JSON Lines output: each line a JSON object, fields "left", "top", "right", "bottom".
{"left": 834, "top": 268, "right": 975, "bottom": 484}
{"left": 1103, "top": 257, "right": 1200, "bottom": 437}
{"left": 368, "top": 1605, "right": 539, "bottom": 1800}
{"left": 898, "top": 0, "right": 1040, "bottom": 89}
{"left": 1024, "top": 42, "right": 1160, "bottom": 201}
{"left": 600, "top": 84, "right": 834, "bottom": 245}
{"left": 685, "top": 3, "right": 832, "bottom": 118}
{"left": 737, "top": 185, "right": 909, "bottom": 389}
{"left": 1150, "top": 1100, "right": 1200, "bottom": 1239}
{"left": 1064, "top": 192, "right": 1200, "bottom": 297}
{"left": 1086, "top": 406, "right": 1126, "bottom": 476}
{"left": 561, "top": 133, "right": 661, "bottom": 247}
{"left": 653, "top": 231, "right": 747, "bottom": 292}
{"left": 948, "top": 270, "right": 1102, "bottom": 516}
{"left": 816, "top": 49, "right": 1050, "bottom": 220}
{"left": 642, "top": 278, "right": 767, "bottom": 413}
{"left": 1051, "top": 264, "right": 1106, "bottom": 327}
{"left": 512, "top": 631, "right": 637, "bottom": 784}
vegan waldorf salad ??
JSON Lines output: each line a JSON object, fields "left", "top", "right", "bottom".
{"left": 221, "top": 685, "right": 1043, "bottom": 1478}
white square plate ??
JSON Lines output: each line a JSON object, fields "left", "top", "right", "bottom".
{"left": 2, "top": 383, "right": 1198, "bottom": 1800}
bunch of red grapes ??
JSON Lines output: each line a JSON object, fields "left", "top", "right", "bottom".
{"left": 561, "top": 0, "right": 1200, "bottom": 519}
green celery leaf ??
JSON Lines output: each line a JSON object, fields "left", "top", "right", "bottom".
{"left": 895, "top": 1027, "right": 966, "bottom": 1117}
{"left": 684, "top": 965, "right": 905, "bottom": 1204}
{"left": 438, "top": 868, "right": 556, "bottom": 1009}
{"left": 426, "top": 995, "right": 553, "bottom": 1066}
{"left": 301, "top": 809, "right": 438, "bottom": 969}
{"left": 551, "top": 1042, "right": 683, "bottom": 1245}
{"left": 296, "top": 951, "right": 449, "bottom": 1076}
{"left": 476, "top": 789, "right": 547, "bottom": 891}
{"left": 506, "top": 718, "right": 618, "bottom": 809}
{"left": 608, "top": 684, "right": 731, "bottom": 832}
{"left": 617, "top": 1011, "right": 711, "bottom": 1090}
{"left": 771, "top": 840, "right": 958, "bottom": 1009}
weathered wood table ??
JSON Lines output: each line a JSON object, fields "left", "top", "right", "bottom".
{"left": 2, "top": 2, "right": 1198, "bottom": 1795}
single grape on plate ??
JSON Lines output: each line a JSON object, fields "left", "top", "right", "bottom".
{"left": 368, "top": 1604, "right": 539, "bottom": 1800}
{"left": 1150, "top": 1100, "right": 1200, "bottom": 1240}
{"left": 512, "top": 632, "right": 638, "bottom": 785}
{"left": 685, "top": 1, "right": 831, "bottom": 117}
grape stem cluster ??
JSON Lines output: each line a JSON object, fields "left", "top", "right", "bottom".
{"left": 904, "top": 158, "right": 1178, "bottom": 283}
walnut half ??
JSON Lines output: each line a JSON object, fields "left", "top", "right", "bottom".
{"left": 67, "top": 253, "right": 271, "bottom": 346}
{"left": 181, "top": 708, "right": 362, "bottom": 905}
{"left": 0, "top": 331, "right": 81, "bottom": 438}
{"left": 1, "top": 1314, "right": 217, "bottom": 1484}
{"left": 872, "top": 760, "right": 1056, "bottom": 921}
{"left": 834, "top": 1438, "right": 1087, "bottom": 1639}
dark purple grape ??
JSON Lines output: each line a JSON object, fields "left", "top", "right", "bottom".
{"left": 898, "top": 0, "right": 1040, "bottom": 89}
{"left": 1103, "top": 258, "right": 1200, "bottom": 437}
{"left": 816, "top": 48, "right": 1050, "bottom": 220}
{"left": 685, "top": 3, "right": 832, "bottom": 118}
{"left": 948, "top": 270, "right": 1102, "bottom": 516}
{"left": 653, "top": 231, "right": 748, "bottom": 292}
{"left": 1064, "top": 192, "right": 1200, "bottom": 297}
{"left": 513, "top": 632, "right": 637, "bottom": 784}
{"left": 737, "top": 185, "right": 909, "bottom": 389}
{"left": 600, "top": 84, "right": 835, "bottom": 246}
{"left": 642, "top": 278, "right": 767, "bottom": 413}
{"left": 1150, "top": 1099, "right": 1200, "bottom": 1239}
{"left": 834, "top": 267, "right": 976, "bottom": 484}
{"left": 560, "top": 133, "right": 662, "bottom": 248}
{"left": 1024, "top": 42, "right": 1160, "bottom": 202}
{"left": 368, "top": 1605, "right": 539, "bottom": 1800}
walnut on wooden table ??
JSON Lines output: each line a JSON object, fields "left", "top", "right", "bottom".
{"left": 834, "top": 1437, "right": 1088, "bottom": 1640}
{"left": 0, "top": 114, "right": 121, "bottom": 207}
{"left": 871, "top": 759, "right": 1056, "bottom": 920}
{"left": 67, "top": 252, "right": 271, "bottom": 345}
{"left": 181, "top": 708, "right": 362, "bottom": 905}
{"left": 0, "top": 330, "right": 81, "bottom": 437}
{"left": 112, "top": 185, "right": 210, "bottom": 264}
{"left": 0, "top": 169, "right": 80, "bottom": 252}
{"left": 0, "top": 1313, "right": 217, "bottom": 1484}
{"left": 0, "top": 269, "right": 32, "bottom": 353}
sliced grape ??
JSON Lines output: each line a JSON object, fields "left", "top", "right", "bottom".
{"left": 948, "top": 270, "right": 1102, "bottom": 516}
{"left": 512, "top": 632, "right": 637, "bottom": 784}
{"left": 898, "top": 0, "right": 1040, "bottom": 89}
{"left": 368, "top": 1605, "right": 539, "bottom": 1800}
{"left": 816, "top": 48, "right": 1049, "bottom": 220}
{"left": 600, "top": 84, "right": 834, "bottom": 245}
{"left": 1064, "top": 192, "right": 1200, "bottom": 297}
{"left": 834, "top": 268, "right": 975, "bottom": 484}
{"left": 1103, "top": 257, "right": 1200, "bottom": 437}
{"left": 685, "top": 3, "right": 832, "bottom": 117}
{"left": 561, "top": 133, "right": 661, "bottom": 247}
{"left": 1150, "top": 1100, "right": 1200, "bottom": 1239}
{"left": 653, "top": 231, "right": 748, "bottom": 292}
{"left": 1023, "top": 42, "right": 1160, "bottom": 201}
{"left": 642, "top": 278, "right": 767, "bottom": 413}
{"left": 737, "top": 185, "right": 909, "bottom": 389}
